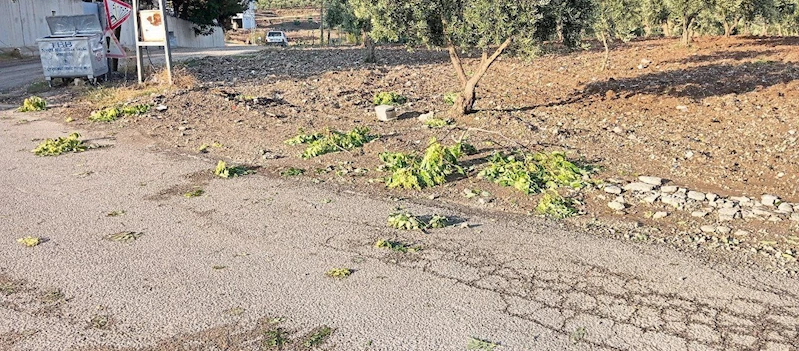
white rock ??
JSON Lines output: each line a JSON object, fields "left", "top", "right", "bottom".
{"left": 653, "top": 212, "right": 668, "bottom": 219}
{"left": 676, "top": 105, "right": 688, "bottom": 112}
{"left": 718, "top": 207, "right": 739, "bottom": 221}
{"left": 705, "top": 193, "right": 718, "bottom": 202}
{"left": 761, "top": 194, "right": 779, "bottom": 207}
{"left": 375, "top": 105, "right": 397, "bottom": 121}
{"left": 604, "top": 185, "right": 622, "bottom": 195}
{"left": 156, "top": 104, "right": 168, "bottom": 111}
{"left": 642, "top": 193, "right": 660, "bottom": 204}
{"left": 691, "top": 211, "right": 708, "bottom": 218}
{"left": 700, "top": 225, "right": 716, "bottom": 233}
{"left": 638, "top": 176, "right": 663, "bottom": 186}
{"left": 777, "top": 202, "right": 793, "bottom": 213}
{"left": 734, "top": 230, "right": 750, "bottom": 236}
{"left": 608, "top": 201, "right": 626, "bottom": 211}
{"left": 661, "top": 195, "right": 684, "bottom": 208}
{"left": 661, "top": 185, "right": 678, "bottom": 193}
{"left": 417, "top": 111, "right": 435, "bottom": 121}
{"left": 688, "top": 191, "right": 706, "bottom": 201}
{"left": 615, "top": 196, "right": 626, "bottom": 204}
{"left": 716, "top": 226, "right": 731, "bottom": 235}
{"left": 752, "top": 207, "right": 772, "bottom": 217}
{"left": 612, "top": 126, "right": 623, "bottom": 134}
{"left": 624, "top": 182, "right": 656, "bottom": 192}
{"left": 791, "top": 213, "right": 799, "bottom": 222}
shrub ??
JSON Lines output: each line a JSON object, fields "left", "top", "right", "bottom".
{"left": 18, "top": 96, "right": 47, "bottom": 112}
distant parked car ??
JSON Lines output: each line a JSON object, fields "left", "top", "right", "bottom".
{"left": 266, "top": 31, "right": 288, "bottom": 46}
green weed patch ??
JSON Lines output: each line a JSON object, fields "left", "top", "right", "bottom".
{"left": 373, "top": 91, "right": 407, "bottom": 105}
{"left": 89, "top": 104, "right": 150, "bottom": 122}
{"left": 18, "top": 96, "right": 47, "bottom": 112}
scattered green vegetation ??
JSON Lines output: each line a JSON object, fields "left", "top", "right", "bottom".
{"left": 32, "top": 133, "right": 87, "bottom": 156}
{"left": 89, "top": 315, "right": 111, "bottom": 329}
{"left": 198, "top": 144, "right": 210, "bottom": 153}
{"left": 387, "top": 211, "right": 424, "bottom": 230}
{"left": 479, "top": 152, "right": 591, "bottom": 195}
{"left": 424, "top": 118, "right": 453, "bottom": 129}
{"left": 285, "top": 127, "right": 376, "bottom": 159}
{"left": 303, "top": 326, "right": 333, "bottom": 347}
{"left": 184, "top": 189, "right": 205, "bottom": 198}
{"left": 106, "top": 210, "right": 126, "bottom": 217}
{"left": 467, "top": 337, "right": 500, "bottom": 350}
{"left": 105, "top": 231, "right": 143, "bottom": 243}
{"left": 18, "top": 96, "right": 47, "bottom": 112}
{"left": 325, "top": 268, "right": 352, "bottom": 279}
{"left": 387, "top": 210, "right": 450, "bottom": 230}
{"left": 373, "top": 91, "right": 407, "bottom": 106}
{"left": 263, "top": 328, "right": 290, "bottom": 348}
{"left": 443, "top": 92, "right": 459, "bottom": 105}
{"left": 281, "top": 167, "right": 305, "bottom": 177}
{"left": 535, "top": 191, "right": 578, "bottom": 219}
{"left": 214, "top": 160, "right": 254, "bottom": 178}
{"left": 17, "top": 236, "right": 41, "bottom": 247}
{"left": 89, "top": 104, "right": 150, "bottom": 122}
{"left": 570, "top": 327, "right": 587, "bottom": 345}
{"left": 375, "top": 239, "right": 421, "bottom": 253}
{"left": 381, "top": 139, "right": 468, "bottom": 190}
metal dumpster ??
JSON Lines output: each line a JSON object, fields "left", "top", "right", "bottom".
{"left": 36, "top": 15, "right": 108, "bottom": 84}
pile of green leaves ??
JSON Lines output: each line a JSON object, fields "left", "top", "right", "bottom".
{"left": 535, "top": 191, "right": 578, "bottom": 219}
{"left": 32, "top": 133, "right": 87, "bottom": 156}
{"left": 373, "top": 91, "right": 407, "bottom": 105}
{"left": 381, "top": 139, "right": 468, "bottom": 190}
{"left": 89, "top": 104, "right": 150, "bottom": 122}
{"left": 424, "top": 118, "right": 453, "bottom": 129}
{"left": 18, "top": 96, "right": 47, "bottom": 112}
{"left": 285, "top": 127, "right": 375, "bottom": 159}
{"left": 387, "top": 210, "right": 450, "bottom": 230}
{"left": 375, "top": 239, "right": 421, "bottom": 253}
{"left": 214, "top": 160, "right": 254, "bottom": 178}
{"left": 443, "top": 92, "right": 459, "bottom": 105}
{"left": 479, "top": 152, "right": 590, "bottom": 194}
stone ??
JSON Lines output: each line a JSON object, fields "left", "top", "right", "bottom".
{"left": 676, "top": 105, "right": 688, "bottom": 112}
{"left": 742, "top": 211, "right": 758, "bottom": 219}
{"left": 638, "top": 176, "right": 663, "bottom": 186}
{"left": 700, "top": 225, "right": 716, "bottom": 233}
{"left": 661, "top": 195, "right": 684, "bottom": 208}
{"left": 708, "top": 201, "right": 718, "bottom": 208}
{"left": 752, "top": 207, "right": 772, "bottom": 217}
{"left": 608, "top": 201, "right": 626, "bottom": 211}
{"left": 716, "top": 226, "right": 731, "bottom": 235}
{"left": 777, "top": 202, "right": 793, "bottom": 213}
{"left": 734, "top": 230, "right": 750, "bottom": 236}
{"left": 612, "top": 126, "right": 624, "bottom": 134}
{"left": 604, "top": 185, "right": 623, "bottom": 195}
{"left": 691, "top": 211, "right": 708, "bottom": 218}
{"left": 643, "top": 193, "right": 660, "bottom": 204}
{"left": 718, "top": 207, "right": 740, "bottom": 221}
{"left": 653, "top": 211, "right": 668, "bottom": 219}
{"left": 615, "top": 196, "right": 627, "bottom": 204}
{"left": 705, "top": 193, "right": 718, "bottom": 202}
{"left": 375, "top": 105, "right": 397, "bottom": 121}
{"left": 156, "top": 104, "right": 168, "bottom": 111}
{"left": 661, "top": 185, "right": 678, "bottom": 193}
{"left": 791, "top": 213, "right": 799, "bottom": 222}
{"left": 761, "top": 194, "right": 779, "bottom": 207}
{"left": 417, "top": 111, "right": 435, "bottom": 121}
{"left": 624, "top": 182, "right": 657, "bottom": 192}
{"left": 688, "top": 191, "right": 706, "bottom": 201}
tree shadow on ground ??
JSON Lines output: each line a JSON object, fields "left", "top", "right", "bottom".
{"left": 662, "top": 49, "right": 779, "bottom": 65}
{"left": 580, "top": 60, "right": 799, "bottom": 101}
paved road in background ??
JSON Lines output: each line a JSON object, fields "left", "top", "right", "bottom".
{"left": 1, "top": 112, "right": 798, "bottom": 350}
{"left": 0, "top": 46, "right": 261, "bottom": 92}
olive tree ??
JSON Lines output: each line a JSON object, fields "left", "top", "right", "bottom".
{"left": 592, "top": 0, "right": 640, "bottom": 70}
{"left": 327, "top": 0, "right": 377, "bottom": 62}
{"left": 361, "top": 0, "right": 592, "bottom": 116}
{"left": 665, "top": 0, "right": 708, "bottom": 44}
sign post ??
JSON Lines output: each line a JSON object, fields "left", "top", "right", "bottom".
{"left": 131, "top": 0, "right": 173, "bottom": 85}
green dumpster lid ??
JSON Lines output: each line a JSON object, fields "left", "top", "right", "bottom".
{"left": 46, "top": 15, "right": 103, "bottom": 37}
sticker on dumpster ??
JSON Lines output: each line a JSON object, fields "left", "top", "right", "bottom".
{"left": 104, "top": 0, "right": 132, "bottom": 30}
{"left": 104, "top": 29, "right": 126, "bottom": 58}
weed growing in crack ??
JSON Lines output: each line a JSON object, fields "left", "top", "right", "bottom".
{"left": 184, "top": 189, "right": 204, "bottom": 198}
{"left": 570, "top": 327, "right": 587, "bottom": 344}
{"left": 32, "top": 133, "right": 87, "bottom": 156}
{"left": 214, "top": 161, "right": 254, "bottom": 178}
{"left": 388, "top": 210, "right": 450, "bottom": 230}
{"left": 18, "top": 96, "right": 47, "bottom": 112}
{"left": 285, "top": 127, "right": 375, "bottom": 159}
{"left": 380, "top": 139, "right": 468, "bottom": 190}
{"left": 89, "top": 104, "right": 150, "bottom": 122}
{"left": 263, "top": 328, "right": 290, "bottom": 348}
{"left": 535, "top": 191, "right": 578, "bottom": 219}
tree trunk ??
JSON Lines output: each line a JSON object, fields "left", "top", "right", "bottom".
{"left": 319, "top": 0, "right": 324, "bottom": 46}
{"left": 723, "top": 20, "right": 731, "bottom": 37}
{"left": 450, "top": 38, "right": 513, "bottom": 116}
{"left": 362, "top": 31, "right": 376, "bottom": 63}
{"left": 643, "top": 24, "right": 652, "bottom": 38}
{"left": 601, "top": 34, "right": 610, "bottom": 71}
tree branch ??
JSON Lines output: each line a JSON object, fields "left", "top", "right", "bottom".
{"left": 448, "top": 44, "right": 468, "bottom": 86}
{"left": 467, "top": 37, "right": 513, "bottom": 86}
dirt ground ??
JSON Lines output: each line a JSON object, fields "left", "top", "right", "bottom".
{"left": 16, "top": 36, "right": 799, "bottom": 274}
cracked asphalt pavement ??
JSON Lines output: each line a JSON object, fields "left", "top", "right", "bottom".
{"left": 1, "top": 111, "right": 798, "bottom": 350}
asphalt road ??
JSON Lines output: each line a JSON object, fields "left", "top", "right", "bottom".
{"left": 0, "top": 46, "right": 262, "bottom": 93}
{"left": 1, "top": 111, "right": 798, "bottom": 351}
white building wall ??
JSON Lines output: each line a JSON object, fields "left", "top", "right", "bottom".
{"left": 1, "top": 0, "right": 226, "bottom": 52}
